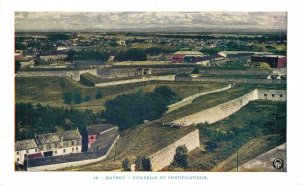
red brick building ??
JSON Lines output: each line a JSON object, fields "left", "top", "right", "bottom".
{"left": 86, "top": 124, "right": 118, "bottom": 149}
{"left": 251, "top": 55, "right": 287, "bottom": 68}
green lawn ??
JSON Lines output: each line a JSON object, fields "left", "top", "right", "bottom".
{"left": 16, "top": 76, "right": 227, "bottom": 112}
{"left": 62, "top": 121, "right": 197, "bottom": 171}
{"left": 162, "top": 83, "right": 286, "bottom": 123}
{"left": 163, "top": 100, "right": 286, "bottom": 171}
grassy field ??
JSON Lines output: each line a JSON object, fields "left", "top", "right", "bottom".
{"left": 16, "top": 76, "right": 227, "bottom": 112}
{"left": 62, "top": 121, "right": 197, "bottom": 171}
{"left": 165, "top": 100, "right": 286, "bottom": 171}
{"left": 63, "top": 100, "right": 286, "bottom": 171}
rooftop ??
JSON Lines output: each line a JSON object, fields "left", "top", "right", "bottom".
{"left": 16, "top": 139, "right": 38, "bottom": 151}
{"left": 59, "top": 130, "right": 82, "bottom": 141}
{"left": 218, "top": 51, "right": 272, "bottom": 57}
{"left": 35, "top": 133, "right": 61, "bottom": 145}
{"left": 89, "top": 129, "right": 119, "bottom": 151}
{"left": 174, "top": 51, "right": 203, "bottom": 56}
{"left": 253, "top": 54, "right": 286, "bottom": 58}
{"left": 86, "top": 124, "right": 117, "bottom": 135}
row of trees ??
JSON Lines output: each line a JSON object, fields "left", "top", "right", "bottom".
{"left": 63, "top": 90, "right": 102, "bottom": 104}
{"left": 104, "top": 86, "right": 181, "bottom": 130}
{"left": 121, "top": 145, "right": 189, "bottom": 171}
{"left": 15, "top": 103, "right": 103, "bottom": 140}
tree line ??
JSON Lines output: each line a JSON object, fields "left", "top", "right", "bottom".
{"left": 15, "top": 103, "right": 102, "bottom": 141}
{"left": 104, "top": 86, "right": 181, "bottom": 130}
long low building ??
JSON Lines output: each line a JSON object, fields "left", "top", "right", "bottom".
{"left": 15, "top": 129, "right": 82, "bottom": 165}
{"left": 15, "top": 124, "right": 119, "bottom": 168}
{"left": 251, "top": 55, "right": 287, "bottom": 68}
{"left": 218, "top": 51, "right": 272, "bottom": 59}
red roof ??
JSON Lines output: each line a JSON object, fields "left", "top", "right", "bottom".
{"left": 172, "top": 54, "right": 185, "bottom": 59}
{"left": 28, "top": 153, "right": 43, "bottom": 159}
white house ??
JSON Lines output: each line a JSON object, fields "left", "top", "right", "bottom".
{"left": 15, "top": 139, "right": 39, "bottom": 165}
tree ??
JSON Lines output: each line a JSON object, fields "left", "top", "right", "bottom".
{"left": 192, "top": 66, "right": 199, "bottom": 74}
{"left": 122, "top": 159, "right": 131, "bottom": 171}
{"left": 95, "top": 91, "right": 102, "bottom": 99}
{"left": 73, "top": 91, "right": 82, "bottom": 104}
{"left": 135, "top": 156, "right": 152, "bottom": 171}
{"left": 84, "top": 96, "right": 91, "bottom": 102}
{"left": 15, "top": 61, "right": 21, "bottom": 72}
{"left": 172, "top": 145, "right": 189, "bottom": 168}
{"left": 63, "top": 92, "right": 73, "bottom": 104}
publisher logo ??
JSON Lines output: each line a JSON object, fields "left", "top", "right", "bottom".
{"left": 273, "top": 158, "right": 284, "bottom": 170}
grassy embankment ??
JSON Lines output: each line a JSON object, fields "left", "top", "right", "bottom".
{"left": 62, "top": 121, "right": 197, "bottom": 171}
{"left": 162, "top": 83, "right": 286, "bottom": 123}
{"left": 163, "top": 100, "right": 286, "bottom": 171}
{"left": 16, "top": 76, "right": 227, "bottom": 112}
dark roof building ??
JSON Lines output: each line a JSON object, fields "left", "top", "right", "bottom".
{"left": 86, "top": 124, "right": 117, "bottom": 135}
{"left": 35, "top": 133, "right": 61, "bottom": 145}
{"left": 59, "top": 130, "right": 82, "bottom": 141}
{"left": 15, "top": 139, "right": 38, "bottom": 151}
{"left": 251, "top": 55, "right": 287, "bottom": 68}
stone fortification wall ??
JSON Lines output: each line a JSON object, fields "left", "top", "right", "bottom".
{"left": 149, "top": 129, "right": 200, "bottom": 171}
{"left": 167, "top": 84, "right": 232, "bottom": 113}
{"left": 190, "top": 77, "right": 286, "bottom": 85}
{"left": 170, "top": 89, "right": 286, "bottom": 126}
{"left": 258, "top": 89, "right": 286, "bottom": 101}
{"left": 94, "top": 75, "right": 175, "bottom": 87}
{"left": 171, "top": 90, "right": 259, "bottom": 126}
{"left": 97, "top": 67, "right": 194, "bottom": 79}
{"left": 97, "top": 67, "right": 139, "bottom": 78}
{"left": 27, "top": 135, "right": 119, "bottom": 171}
{"left": 151, "top": 67, "right": 194, "bottom": 75}
{"left": 198, "top": 69, "right": 271, "bottom": 76}
{"left": 16, "top": 69, "right": 97, "bottom": 81}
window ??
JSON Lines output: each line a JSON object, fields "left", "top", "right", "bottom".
{"left": 272, "top": 94, "right": 275, "bottom": 97}
{"left": 17, "top": 158, "right": 19, "bottom": 162}
{"left": 26, "top": 150, "right": 29, "bottom": 153}
{"left": 72, "top": 141, "right": 75, "bottom": 146}
{"left": 76, "top": 147, "right": 78, "bottom": 151}
{"left": 280, "top": 94, "right": 283, "bottom": 97}
{"left": 55, "top": 150, "right": 57, "bottom": 154}
{"left": 63, "top": 149, "right": 66, "bottom": 153}
{"left": 46, "top": 145, "right": 51, "bottom": 150}
{"left": 24, "top": 154, "right": 27, "bottom": 158}
{"left": 264, "top": 94, "right": 267, "bottom": 97}
{"left": 17, "top": 151, "right": 19, "bottom": 155}
{"left": 72, "top": 148, "right": 74, "bottom": 152}
{"left": 35, "top": 149, "right": 38, "bottom": 152}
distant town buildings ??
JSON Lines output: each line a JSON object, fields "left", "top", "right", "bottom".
{"left": 38, "top": 51, "right": 68, "bottom": 62}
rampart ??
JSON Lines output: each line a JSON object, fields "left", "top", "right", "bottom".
{"left": 149, "top": 129, "right": 200, "bottom": 171}
{"left": 190, "top": 77, "right": 286, "bottom": 85}
{"left": 198, "top": 69, "right": 272, "bottom": 76}
{"left": 167, "top": 84, "right": 232, "bottom": 113}
{"left": 94, "top": 75, "right": 175, "bottom": 87}
{"left": 97, "top": 67, "right": 194, "bottom": 79}
{"left": 170, "top": 89, "right": 286, "bottom": 126}
{"left": 27, "top": 135, "right": 119, "bottom": 171}
{"left": 16, "top": 69, "right": 97, "bottom": 81}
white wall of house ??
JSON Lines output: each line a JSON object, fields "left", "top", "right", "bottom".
{"left": 15, "top": 148, "right": 39, "bottom": 165}
{"left": 53, "top": 145, "right": 82, "bottom": 156}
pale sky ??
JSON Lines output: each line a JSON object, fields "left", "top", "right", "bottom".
{"left": 15, "top": 12, "right": 287, "bottom": 32}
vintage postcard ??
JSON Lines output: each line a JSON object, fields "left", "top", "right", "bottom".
{"left": 1, "top": 0, "right": 300, "bottom": 185}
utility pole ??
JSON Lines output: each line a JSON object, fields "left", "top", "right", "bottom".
{"left": 114, "top": 141, "right": 118, "bottom": 161}
{"left": 236, "top": 149, "right": 239, "bottom": 172}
